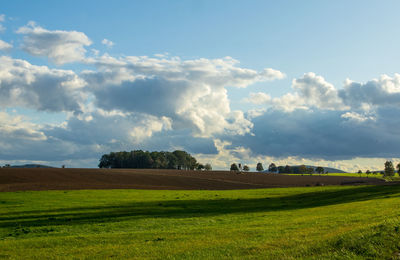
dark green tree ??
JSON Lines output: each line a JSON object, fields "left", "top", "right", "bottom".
{"left": 98, "top": 154, "right": 112, "bottom": 168}
{"left": 230, "top": 163, "right": 239, "bottom": 171}
{"left": 315, "top": 166, "right": 324, "bottom": 175}
{"left": 243, "top": 165, "right": 250, "bottom": 172}
{"left": 277, "top": 166, "right": 285, "bottom": 173}
{"left": 384, "top": 161, "right": 395, "bottom": 177}
{"left": 256, "top": 162, "right": 264, "bottom": 172}
{"left": 397, "top": 163, "right": 400, "bottom": 176}
{"left": 283, "top": 165, "right": 292, "bottom": 173}
{"left": 268, "top": 163, "right": 277, "bottom": 172}
{"left": 366, "top": 170, "right": 371, "bottom": 178}
{"left": 98, "top": 150, "right": 199, "bottom": 170}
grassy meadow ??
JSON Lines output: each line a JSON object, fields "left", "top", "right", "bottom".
{"left": 0, "top": 185, "right": 399, "bottom": 259}
{"left": 287, "top": 172, "right": 400, "bottom": 181}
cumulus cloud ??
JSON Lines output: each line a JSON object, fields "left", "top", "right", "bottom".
{"left": 193, "top": 139, "right": 253, "bottom": 169}
{"left": 222, "top": 107, "right": 400, "bottom": 161}
{"left": 0, "top": 56, "right": 86, "bottom": 112}
{"left": 5, "top": 18, "right": 400, "bottom": 169}
{"left": 101, "top": 38, "right": 114, "bottom": 47}
{"left": 82, "top": 55, "right": 284, "bottom": 137}
{"left": 0, "top": 111, "right": 76, "bottom": 161}
{"left": 17, "top": 22, "right": 92, "bottom": 65}
{"left": 0, "top": 111, "right": 46, "bottom": 142}
{"left": 271, "top": 72, "right": 345, "bottom": 112}
{"left": 0, "top": 40, "right": 12, "bottom": 51}
{"left": 266, "top": 73, "right": 400, "bottom": 114}
{"left": 339, "top": 74, "right": 400, "bottom": 109}
{"left": 46, "top": 110, "right": 173, "bottom": 145}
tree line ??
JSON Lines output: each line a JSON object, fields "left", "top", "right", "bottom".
{"left": 230, "top": 162, "right": 325, "bottom": 174}
{"left": 230, "top": 161, "right": 400, "bottom": 177}
{"left": 98, "top": 150, "right": 211, "bottom": 170}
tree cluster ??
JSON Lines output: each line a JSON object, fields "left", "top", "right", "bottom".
{"left": 230, "top": 163, "right": 250, "bottom": 172}
{"left": 255, "top": 162, "right": 326, "bottom": 175}
{"left": 98, "top": 150, "right": 210, "bottom": 170}
{"left": 269, "top": 164, "right": 318, "bottom": 174}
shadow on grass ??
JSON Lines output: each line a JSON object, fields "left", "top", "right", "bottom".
{"left": 0, "top": 185, "right": 399, "bottom": 229}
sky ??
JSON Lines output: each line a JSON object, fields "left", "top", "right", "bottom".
{"left": 1, "top": 1, "right": 400, "bottom": 171}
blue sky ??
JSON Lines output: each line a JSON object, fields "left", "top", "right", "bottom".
{"left": 1, "top": 1, "right": 400, "bottom": 171}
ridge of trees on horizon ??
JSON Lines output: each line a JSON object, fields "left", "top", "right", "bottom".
{"left": 230, "top": 161, "right": 400, "bottom": 177}
{"left": 98, "top": 150, "right": 211, "bottom": 170}
{"left": 230, "top": 162, "right": 325, "bottom": 174}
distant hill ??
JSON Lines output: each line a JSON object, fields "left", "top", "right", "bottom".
{"left": 263, "top": 165, "right": 347, "bottom": 173}
{"left": 9, "top": 164, "right": 55, "bottom": 168}
{"left": 306, "top": 166, "right": 346, "bottom": 173}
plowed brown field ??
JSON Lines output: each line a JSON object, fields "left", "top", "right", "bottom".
{"left": 0, "top": 168, "right": 386, "bottom": 192}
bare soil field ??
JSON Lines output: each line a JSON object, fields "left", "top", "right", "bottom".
{"left": 0, "top": 168, "right": 388, "bottom": 192}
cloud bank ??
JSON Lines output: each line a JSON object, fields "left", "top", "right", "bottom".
{"left": 17, "top": 22, "right": 92, "bottom": 65}
{"left": 1, "top": 18, "right": 400, "bottom": 171}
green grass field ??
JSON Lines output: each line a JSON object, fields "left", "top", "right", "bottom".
{"left": 287, "top": 172, "right": 400, "bottom": 181}
{"left": 1, "top": 185, "right": 399, "bottom": 259}
{"left": 325, "top": 172, "right": 384, "bottom": 178}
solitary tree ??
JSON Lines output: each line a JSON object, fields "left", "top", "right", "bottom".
{"left": 204, "top": 163, "right": 212, "bottom": 171}
{"left": 315, "top": 166, "right": 324, "bottom": 175}
{"left": 243, "top": 165, "right": 250, "bottom": 172}
{"left": 384, "top": 161, "right": 395, "bottom": 177}
{"left": 397, "top": 163, "right": 400, "bottom": 176}
{"left": 230, "top": 163, "right": 239, "bottom": 171}
{"left": 268, "top": 163, "right": 277, "bottom": 172}
{"left": 256, "top": 162, "right": 264, "bottom": 172}
{"left": 366, "top": 170, "right": 371, "bottom": 178}
{"left": 357, "top": 170, "right": 362, "bottom": 177}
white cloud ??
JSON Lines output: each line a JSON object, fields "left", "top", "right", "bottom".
{"left": 0, "top": 111, "right": 46, "bottom": 142}
{"left": 341, "top": 111, "right": 375, "bottom": 122}
{"left": 291, "top": 72, "right": 344, "bottom": 110}
{"left": 5, "top": 19, "right": 400, "bottom": 169}
{"left": 272, "top": 72, "right": 345, "bottom": 112}
{"left": 129, "top": 116, "right": 172, "bottom": 142}
{"left": 17, "top": 22, "right": 92, "bottom": 65}
{"left": 46, "top": 109, "right": 175, "bottom": 146}
{"left": 101, "top": 38, "right": 114, "bottom": 47}
{"left": 0, "top": 56, "right": 86, "bottom": 112}
{"left": 83, "top": 55, "right": 284, "bottom": 137}
{"left": 339, "top": 74, "right": 400, "bottom": 109}
{"left": 0, "top": 40, "right": 12, "bottom": 51}
{"left": 269, "top": 73, "right": 400, "bottom": 114}
{"left": 194, "top": 139, "right": 253, "bottom": 169}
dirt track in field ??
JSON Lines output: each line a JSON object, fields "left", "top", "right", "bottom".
{"left": 0, "top": 168, "right": 388, "bottom": 192}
